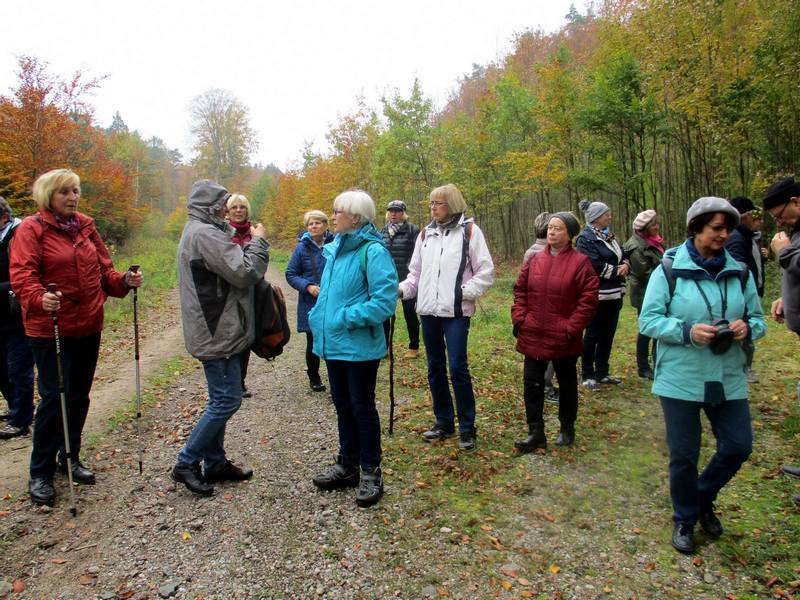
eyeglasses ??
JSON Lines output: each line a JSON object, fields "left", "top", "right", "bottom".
{"left": 429, "top": 201, "right": 448, "bottom": 208}
{"left": 769, "top": 201, "right": 790, "bottom": 223}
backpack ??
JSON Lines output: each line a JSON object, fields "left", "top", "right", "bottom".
{"left": 251, "top": 278, "right": 291, "bottom": 360}
{"left": 660, "top": 249, "right": 749, "bottom": 305}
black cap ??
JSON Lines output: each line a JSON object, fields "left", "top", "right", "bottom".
{"left": 729, "top": 196, "right": 755, "bottom": 215}
{"left": 763, "top": 176, "right": 800, "bottom": 210}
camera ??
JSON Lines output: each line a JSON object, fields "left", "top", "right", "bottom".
{"left": 708, "top": 319, "right": 735, "bottom": 355}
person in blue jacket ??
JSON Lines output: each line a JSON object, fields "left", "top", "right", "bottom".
{"left": 308, "top": 190, "right": 398, "bottom": 508}
{"left": 639, "top": 197, "right": 766, "bottom": 555}
{"left": 285, "top": 210, "right": 334, "bottom": 392}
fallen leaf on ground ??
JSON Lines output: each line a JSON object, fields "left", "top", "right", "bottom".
{"left": 500, "top": 580, "right": 512, "bottom": 590}
{"left": 692, "top": 557, "right": 704, "bottom": 567}
{"left": 79, "top": 574, "right": 97, "bottom": 586}
{"left": 549, "top": 565, "right": 560, "bottom": 574}
{"left": 181, "top": 531, "right": 191, "bottom": 541}
{"left": 51, "top": 558, "right": 67, "bottom": 564}
{"left": 12, "top": 580, "right": 25, "bottom": 592}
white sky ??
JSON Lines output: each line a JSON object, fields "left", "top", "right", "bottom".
{"left": 0, "top": 0, "right": 583, "bottom": 170}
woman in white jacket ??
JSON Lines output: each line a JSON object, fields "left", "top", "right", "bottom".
{"left": 399, "top": 184, "right": 494, "bottom": 450}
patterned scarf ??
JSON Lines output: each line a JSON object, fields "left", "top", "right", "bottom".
{"left": 387, "top": 222, "right": 400, "bottom": 238}
{"left": 437, "top": 212, "right": 463, "bottom": 229}
{"left": 591, "top": 225, "right": 615, "bottom": 243}
{"left": 55, "top": 214, "right": 80, "bottom": 241}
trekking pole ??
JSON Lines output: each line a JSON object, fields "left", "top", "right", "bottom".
{"left": 388, "top": 314, "right": 396, "bottom": 435}
{"left": 47, "top": 283, "right": 78, "bottom": 517}
{"left": 130, "top": 265, "right": 143, "bottom": 474}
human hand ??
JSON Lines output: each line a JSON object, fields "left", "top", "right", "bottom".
{"left": 772, "top": 297, "right": 784, "bottom": 323}
{"left": 126, "top": 269, "right": 144, "bottom": 288}
{"left": 617, "top": 263, "right": 630, "bottom": 277}
{"left": 307, "top": 284, "right": 320, "bottom": 297}
{"left": 690, "top": 322, "right": 719, "bottom": 345}
{"left": 772, "top": 231, "right": 790, "bottom": 256}
{"left": 729, "top": 319, "right": 749, "bottom": 341}
{"left": 761, "top": 246, "right": 769, "bottom": 260}
{"left": 42, "top": 290, "right": 62, "bottom": 312}
{"left": 251, "top": 223, "right": 266, "bottom": 238}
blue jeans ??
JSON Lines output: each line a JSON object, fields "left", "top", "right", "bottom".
{"left": 0, "top": 331, "right": 35, "bottom": 428}
{"left": 420, "top": 316, "right": 475, "bottom": 434}
{"left": 177, "top": 356, "right": 242, "bottom": 473}
{"left": 660, "top": 396, "right": 752, "bottom": 525}
{"left": 326, "top": 359, "right": 381, "bottom": 470}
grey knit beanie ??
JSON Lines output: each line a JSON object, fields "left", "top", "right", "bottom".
{"left": 686, "top": 197, "right": 740, "bottom": 228}
{"left": 552, "top": 211, "right": 580, "bottom": 238}
{"left": 578, "top": 199, "right": 610, "bottom": 224}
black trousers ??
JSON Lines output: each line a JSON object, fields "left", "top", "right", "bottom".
{"left": 305, "top": 332, "right": 321, "bottom": 381}
{"left": 635, "top": 307, "right": 657, "bottom": 371}
{"left": 28, "top": 333, "right": 101, "bottom": 478}
{"left": 523, "top": 355, "right": 579, "bottom": 427}
{"left": 582, "top": 298, "right": 623, "bottom": 380}
{"left": 383, "top": 298, "right": 420, "bottom": 350}
{"left": 237, "top": 348, "right": 251, "bottom": 388}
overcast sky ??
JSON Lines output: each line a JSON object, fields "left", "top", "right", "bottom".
{"left": 1, "top": 0, "right": 583, "bottom": 170}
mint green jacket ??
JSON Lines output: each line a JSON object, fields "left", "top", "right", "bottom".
{"left": 639, "top": 241, "right": 766, "bottom": 402}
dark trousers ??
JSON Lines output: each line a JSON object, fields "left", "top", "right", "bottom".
{"left": 420, "top": 315, "right": 475, "bottom": 434}
{"left": 28, "top": 333, "right": 101, "bottom": 478}
{"left": 383, "top": 298, "right": 420, "bottom": 350}
{"left": 326, "top": 359, "right": 381, "bottom": 470}
{"left": 305, "top": 332, "right": 321, "bottom": 382}
{"left": 582, "top": 298, "right": 623, "bottom": 379}
{"left": 237, "top": 348, "right": 251, "bottom": 389}
{"left": 660, "top": 396, "right": 752, "bottom": 525}
{"left": 635, "top": 308, "right": 656, "bottom": 371}
{"left": 0, "top": 330, "right": 35, "bottom": 428}
{"left": 523, "top": 356, "right": 579, "bottom": 428}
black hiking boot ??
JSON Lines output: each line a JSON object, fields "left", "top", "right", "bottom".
{"left": 699, "top": 504, "right": 723, "bottom": 539}
{"left": 355, "top": 467, "right": 384, "bottom": 508}
{"left": 422, "top": 424, "right": 456, "bottom": 442}
{"left": 555, "top": 424, "right": 575, "bottom": 446}
{"left": 171, "top": 462, "right": 214, "bottom": 496}
{"left": 204, "top": 460, "right": 253, "bottom": 484}
{"left": 57, "top": 457, "right": 96, "bottom": 485}
{"left": 671, "top": 523, "right": 696, "bottom": 554}
{"left": 514, "top": 422, "right": 547, "bottom": 453}
{"left": 29, "top": 477, "right": 55, "bottom": 507}
{"left": 309, "top": 377, "right": 326, "bottom": 392}
{"left": 458, "top": 430, "right": 477, "bottom": 451}
{"left": 312, "top": 456, "right": 359, "bottom": 491}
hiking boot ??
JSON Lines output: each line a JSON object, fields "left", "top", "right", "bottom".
{"left": 355, "top": 467, "right": 384, "bottom": 508}
{"left": 309, "top": 377, "right": 326, "bottom": 392}
{"left": 422, "top": 424, "right": 456, "bottom": 442}
{"left": 0, "top": 423, "right": 30, "bottom": 439}
{"left": 312, "top": 456, "right": 359, "bottom": 491}
{"left": 781, "top": 464, "right": 800, "bottom": 478}
{"left": 58, "top": 458, "right": 96, "bottom": 485}
{"left": 29, "top": 477, "right": 55, "bottom": 507}
{"left": 403, "top": 349, "right": 420, "bottom": 359}
{"left": 171, "top": 462, "right": 214, "bottom": 496}
{"left": 671, "top": 523, "right": 696, "bottom": 554}
{"left": 699, "top": 505, "right": 723, "bottom": 539}
{"left": 544, "top": 386, "right": 559, "bottom": 404}
{"left": 599, "top": 375, "right": 622, "bottom": 385}
{"left": 515, "top": 422, "right": 547, "bottom": 453}
{"left": 458, "top": 430, "right": 477, "bottom": 451}
{"left": 204, "top": 460, "right": 253, "bottom": 484}
{"left": 581, "top": 378, "right": 598, "bottom": 390}
{"left": 555, "top": 424, "right": 575, "bottom": 446}
{"left": 638, "top": 367, "right": 654, "bottom": 380}
{"left": 242, "top": 385, "right": 253, "bottom": 399}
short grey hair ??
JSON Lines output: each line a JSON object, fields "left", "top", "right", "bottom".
{"left": 0, "top": 197, "right": 11, "bottom": 219}
{"left": 533, "top": 212, "right": 551, "bottom": 238}
{"left": 304, "top": 209, "right": 328, "bottom": 226}
{"left": 333, "top": 190, "right": 376, "bottom": 224}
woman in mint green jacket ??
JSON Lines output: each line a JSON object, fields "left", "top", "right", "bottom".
{"left": 639, "top": 197, "right": 766, "bottom": 555}
{"left": 308, "top": 190, "right": 398, "bottom": 508}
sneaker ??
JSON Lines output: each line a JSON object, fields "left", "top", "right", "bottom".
{"left": 171, "top": 462, "right": 214, "bottom": 496}
{"left": 422, "top": 424, "right": 457, "bottom": 442}
{"left": 355, "top": 467, "right": 384, "bottom": 507}
{"left": 581, "top": 378, "right": 598, "bottom": 390}
{"left": 29, "top": 477, "right": 55, "bottom": 507}
{"left": 671, "top": 523, "right": 696, "bottom": 554}
{"left": 403, "top": 349, "right": 420, "bottom": 359}
{"left": 699, "top": 505, "right": 723, "bottom": 539}
{"left": 312, "top": 456, "right": 359, "bottom": 490}
{"left": 598, "top": 376, "right": 622, "bottom": 385}
{"left": 544, "top": 387, "right": 559, "bottom": 404}
{"left": 458, "top": 430, "right": 477, "bottom": 451}
{"left": 204, "top": 460, "right": 253, "bottom": 484}
{"left": 0, "top": 423, "right": 30, "bottom": 439}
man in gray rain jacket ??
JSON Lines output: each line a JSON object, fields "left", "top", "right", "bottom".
{"left": 172, "top": 179, "right": 269, "bottom": 496}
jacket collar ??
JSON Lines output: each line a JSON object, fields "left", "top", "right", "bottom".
{"left": 671, "top": 240, "right": 743, "bottom": 281}
{"left": 38, "top": 209, "right": 93, "bottom": 240}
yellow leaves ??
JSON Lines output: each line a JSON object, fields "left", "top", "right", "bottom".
{"left": 500, "top": 580, "right": 513, "bottom": 590}
{"left": 181, "top": 531, "right": 192, "bottom": 541}
{"left": 548, "top": 564, "right": 561, "bottom": 574}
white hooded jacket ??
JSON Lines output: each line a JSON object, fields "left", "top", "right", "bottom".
{"left": 399, "top": 215, "right": 494, "bottom": 317}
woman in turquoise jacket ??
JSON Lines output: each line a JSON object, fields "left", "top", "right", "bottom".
{"left": 640, "top": 197, "right": 766, "bottom": 555}
{"left": 308, "top": 190, "right": 398, "bottom": 508}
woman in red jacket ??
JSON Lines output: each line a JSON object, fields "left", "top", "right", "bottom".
{"left": 511, "top": 212, "right": 598, "bottom": 450}
{"left": 10, "top": 169, "right": 143, "bottom": 507}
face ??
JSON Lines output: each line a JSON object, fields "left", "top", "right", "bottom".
{"left": 767, "top": 197, "right": 800, "bottom": 228}
{"left": 594, "top": 211, "right": 612, "bottom": 229}
{"left": 547, "top": 218, "right": 571, "bottom": 249}
{"left": 333, "top": 209, "right": 359, "bottom": 233}
{"left": 429, "top": 195, "right": 450, "bottom": 221}
{"left": 228, "top": 202, "right": 248, "bottom": 224}
{"left": 307, "top": 218, "right": 326, "bottom": 237}
{"left": 50, "top": 183, "right": 80, "bottom": 217}
{"left": 387, "top": 209, "right": 404, "bottom": 224}
{"left": 694, "top": 213, "right": 731, "bottom": 254}
{"left": 645, "top": 220, "right": 660, "bottom": 236}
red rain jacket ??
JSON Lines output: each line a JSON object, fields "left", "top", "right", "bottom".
{"left": 512, "top": 244, "right": 599, "bottom": 360}
{"left": 9, "top": 209, "right": 130, "bottom": 338}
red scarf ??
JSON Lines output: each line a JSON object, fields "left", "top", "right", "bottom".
{"left": 230, "top": 220, "right": 252, "bottom": 246}
{"left": 55, "top": 214, "right": 80, "bottom": 241}
{"left": 637, "top": 230, "right": 665, "bottom": 254}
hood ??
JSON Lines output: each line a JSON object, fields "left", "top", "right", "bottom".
{"left": 187, "top": 180, "right": 231, "bottom": 227}
{"left": 300, "top": 230, "right": 334, "bottom": 246}
{"left": 325, "top": 222, "right": 385, "bottom": 258}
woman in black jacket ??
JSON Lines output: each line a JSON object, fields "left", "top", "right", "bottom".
{"left": 381, "top": 200, "right": 421, "bottom": 358}
{"left": 576, "top": 200, "right": 630, "bottom": 389}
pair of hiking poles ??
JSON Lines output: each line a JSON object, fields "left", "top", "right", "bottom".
{"left": 47, "top": 265, "right": 143, "bottom": 516}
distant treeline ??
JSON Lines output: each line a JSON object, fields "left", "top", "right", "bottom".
{"left": 266, "top": 0, "right": 799, "bottom": 256}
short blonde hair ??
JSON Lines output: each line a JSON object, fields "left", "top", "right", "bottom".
{"left": 226, "top": 194, "right": 250, "bottom": 218}
{"left": 33, "top": 169, "right": 81, "bottom": 210}
{"left": 430, "top": 184, "right": 467, "bottom": 214}
{"left": 333, "top": 190, "right": 375, "bottom": 224}
{"left": 304, "top": 209, "right": 328, "bottom": 226}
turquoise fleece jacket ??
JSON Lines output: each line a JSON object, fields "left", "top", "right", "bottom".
{"left": 639, "top": 241, "right": 766, "bottom": 402}
{"left": 309, "top": 223, "right": 398, "bottom": 361}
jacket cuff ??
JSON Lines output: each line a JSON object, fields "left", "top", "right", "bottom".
{"left": 682, "top": 322, "right": 692, "bottom": 346}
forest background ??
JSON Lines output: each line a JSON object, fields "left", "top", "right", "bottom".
{"left": 1, "top": 0, "right": 798, "bottom": 255}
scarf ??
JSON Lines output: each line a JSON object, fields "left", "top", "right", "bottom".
{"left": 591, "top": 225, "right": 615, "bottom": 243}
{"left": 387, "top": 222, "right": 400, "bottom": 238}
{"left": 436, "top": 212, "right": 463, "bottom": 229}
{"left": 636, "top": 230, "right": 665, "bottom": 254}
{"left": 686, "top": 237, "right": 726, "bottom": 275}
{"left": 55, "top": 214, "right": 80, "bottom": 241}
{"left": 230, "top": 220, "right": 252, "bottom": 246}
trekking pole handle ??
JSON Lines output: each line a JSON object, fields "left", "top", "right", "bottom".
{"left": 129, "top": 264, "right": 140, "bottom": 273}
{"left": 47, "top": 283, "right": 57, "bottom": 294}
